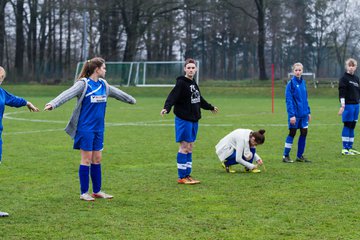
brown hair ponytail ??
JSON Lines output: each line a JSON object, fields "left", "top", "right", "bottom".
{"left": 252, "top": 129, "right": 266, "bottom": 144}
{"left": 77, "top": 57, "right": 105, "bottom": 79}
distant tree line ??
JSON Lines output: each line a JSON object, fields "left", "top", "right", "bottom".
{"left": 0, "top": 0, "right": 359, "bottom": 83}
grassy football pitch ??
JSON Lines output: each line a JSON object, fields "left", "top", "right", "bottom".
{"left": 0, "top": 84, "right": 359, "bottom": 239}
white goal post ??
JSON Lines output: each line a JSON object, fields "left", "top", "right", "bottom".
{"left": 287, "top": 72, "right": 317, "bottom": 88}
{"left": 75, "top": 61, "right": 200, "bottom": 87}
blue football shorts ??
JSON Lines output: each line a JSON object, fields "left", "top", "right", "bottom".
{"left": 175, "top": 116, "right": 198, "bottom": 142}
{"left": 288, "top": 116, "right": 309, "bottom": 129}
{"left": 74, "top": 131, "right": 104, "bottom": 151}
{"left": 342, "top": 104, "right": 359, "bottom": 122}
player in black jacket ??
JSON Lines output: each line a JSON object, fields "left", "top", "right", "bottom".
{"left": 338, "top": 58, "right": 360, "bottom": 155}
{"left": 160, "top": 58, "right": 218, "bottom": 184}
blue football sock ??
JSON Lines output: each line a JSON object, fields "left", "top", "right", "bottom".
{"left": 79, "top": 165, "right": 90, "bottom": 194}
{"left": 283, "top": 135, "right": 294, "bottom": 156}
{"left": 90, "top": 164, "right": 102, "bottom": 194}
{"left": 177, "top": 152, "right": 187, "bottom": 179}
{"left": 297, "top": 135, "right": 306, "bottom": 158}
{"left": 186, "top": 153, "right": 192, "bottom": 176}
{"left": 349, "top": 128, "right": 355, "bottom": 149}
{"left": 342, "top": 126, "right": 350, "bottom": 149}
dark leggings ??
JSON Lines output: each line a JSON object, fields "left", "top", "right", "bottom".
{"left": 288, "top": 128, "right": 307, "bottom": 137}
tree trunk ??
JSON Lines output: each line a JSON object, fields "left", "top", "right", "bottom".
{"left": 0, "top": 0, "right": 8, "bottom": 66}
{"left": 58, "top": 0, "right": 64, "bottom": 78}
{"left": 27, "top": 0, "right": 38, "bottom": 80}
{"left": 38, "top": 0, "right": 48, "bottom": 76}
{"left": 255, "top": 0, "right": 267, "bottom": 80}
{"left": 65, "top": 0, "right": 71, "bottom": 73}
{"left": 15, "top": 0, "right": 25, "bottom": 78}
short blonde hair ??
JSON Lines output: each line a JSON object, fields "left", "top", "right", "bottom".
{"left": 345, "top": 58, "right": 357, "bottom": 68}
{"left": 0, "top": 66, "right": 6, "bottom": 81}
{"left": 292, "top": 62, "right": 303, "bottom": 71}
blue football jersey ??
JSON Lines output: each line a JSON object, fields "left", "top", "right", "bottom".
{"left": 77, "top": 78, "right": 107, "bottom": 132}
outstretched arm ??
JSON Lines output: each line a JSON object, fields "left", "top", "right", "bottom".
{"left": 108, "top": 85, "right": 136, "bottom": 104}
{"left": 44, "top": 81, "right": 85, "bottom": 111}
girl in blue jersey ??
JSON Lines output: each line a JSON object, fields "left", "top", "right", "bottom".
{"left": 0, "top": 66, "right": 39, "bottom": 163}
{"left": 282, "top": 63, "right": 311, "bottom": 163}
{"left": 338, "top": 58, "right": 360, "bottom": 155}
{"left": 0, "top": 66, "right": 39, "bottom": 217}
{"left": 44, "top": 57, "right": 136, "bottom": 201}
{"left": 160, "top": 58, "right": 218, "bottom": 184}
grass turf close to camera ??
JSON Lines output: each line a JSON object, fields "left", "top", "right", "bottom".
{"left": 0, "top": 85, "right": 359, "bottom": 239}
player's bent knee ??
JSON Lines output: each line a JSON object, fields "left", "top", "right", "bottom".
{"left": 344, "top": 121, "right": 353, "bottom": 129}
{"left": 289, "top": 128, "right": 297, "bottom": 137}
{"left": 300, "top": 128, "right": 308, "bottom": 137}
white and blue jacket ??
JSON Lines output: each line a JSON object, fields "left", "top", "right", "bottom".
{"left": 285, "top": 76, "right": 311, "bottom": 119}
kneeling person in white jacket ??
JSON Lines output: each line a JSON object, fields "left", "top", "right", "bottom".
{"left": 215, "top": 129, "right": 265, "bottom": 173}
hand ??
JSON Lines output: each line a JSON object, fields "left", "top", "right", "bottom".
{"left": 26, "top": 102, "right": 39, "bottom": 112}
{"left": 211, "top": 106, "right": 219, "bottom": 114}
{"left": 308, "top": 114, "right": 311, "bottom": 122}
{"left": 338, "top": 106, "right": 344, "bottom": 116}
{"left": 44, "top": 104, "right": 53, "bottom": 111}
{"left": 290, "top": 116, "right": 296, "bottom": 125}
{"left": 160, "top": 109, "right": 167, "bottom": 117}
{"left": 256, "top": 159, "right": 263, "bottom": 165}
{"left": 244, "top": 152, "right": 253, "bottom": 161}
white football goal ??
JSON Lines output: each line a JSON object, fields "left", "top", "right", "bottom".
{"left": 287, "top": 72, "right": 317, "bottom": 88}
{"left": 74, "top": 61, "right": 200, "bottom": 87}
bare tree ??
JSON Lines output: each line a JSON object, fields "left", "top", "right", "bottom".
{"left": 12, "top": 0, "right": 25, "bottom": 78}
{"left": 330, "top": 0, "right": 360, "bottom": 72}
{"left": 224, "top": 0, "right": 268, "bottom": 80}
{"left": 0, "top": 0, "right": 9, "bottom": 66}
{"left": 119, "top": 0, "right": 183, "bottom": 61}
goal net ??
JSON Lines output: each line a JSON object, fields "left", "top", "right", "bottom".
{"left": 74, "top": 61, "right": 200, "bottom": 87}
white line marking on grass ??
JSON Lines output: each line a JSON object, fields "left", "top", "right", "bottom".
{"left": 4, "top": 112, "right": 67, "bottom": 123}
{"left": 3, "top": 128, "right": 64, "bottom": 135}
{"left": 2, "top": 111, "right": 339, "bottom": 135}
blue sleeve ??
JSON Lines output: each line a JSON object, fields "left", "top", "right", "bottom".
{"left": 305, "top": 85, "right": 311, "bottom": 114}
{"left": 4, "top": 90, "right": 27, "bottom": 108}
{"left": 285, "top": 82, "right": 295, "bottom": 118}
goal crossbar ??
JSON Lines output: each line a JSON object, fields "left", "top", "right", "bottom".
{"left": 75, "top": 61, "right": 200, "bottom": 87}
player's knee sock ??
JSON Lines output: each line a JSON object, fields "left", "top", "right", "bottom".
{"left": 186, "top": 153, "right": 192, "bottom": 176}
{"left": 349, "top": 128, "right": 355, "bottom": 149}
{"left": 297, "top": 135, "right": 306, "bottom": 158}
{"left": 342, "top": 126, "right": 350, "bottom": 149}
{"left": 79, "top": 165, "right": 90, "bottom": 194}
{"left": 90, "top": 164, "right": 102, "bottom": 194}
{"left": 283, "top": 136, "right": 294, "bottom": 156}
{"left": 177, "top": 152, "right": 187, "bottom": 179}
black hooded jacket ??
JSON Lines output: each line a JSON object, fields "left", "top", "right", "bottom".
{"left": 338, "top": 72, "right": 360, "bottom": 104}
{"left": 163, "top": 76, "right": 214, "bottom": 122}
